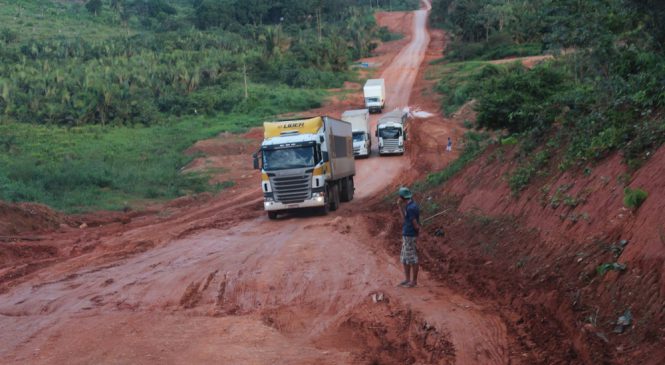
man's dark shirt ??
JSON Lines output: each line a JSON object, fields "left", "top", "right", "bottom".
{"left": 402, "top": 200, "right": 420, "bottom": 237}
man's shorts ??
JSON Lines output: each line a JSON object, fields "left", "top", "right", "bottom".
{"left": 400, "top": 236, "right": 418, "bottom": 265}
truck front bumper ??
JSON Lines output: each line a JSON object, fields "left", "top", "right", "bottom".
{"left": 353, "top": 147, "right": 370, "bottom": 157}
{"left": 379, "top": 147, "right": 404, "bottom": 154}
{"left": 263, "top": 195, "right": 326, "bottom": 211}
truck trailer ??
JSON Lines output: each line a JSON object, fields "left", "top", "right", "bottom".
{"left": 253, "top": 116, "right": 356, "bottom": 219}
{"left": 341, "top": 109, "right": 371, "bottom": 158}
{"left": 363, "top": 79, "right": 385, "bottom": 113}
{"left": 376, "top": 109, "right": 408, "bottom": 155}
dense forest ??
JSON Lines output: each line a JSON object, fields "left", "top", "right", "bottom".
{"left": 429, "top": 0, "right": 665, "bottom": 192}
{"left": 0, "top": 0, "right": 417, "bottom": 126}
{"left": 0, "top": 0, "right": 417, "bottom": 211}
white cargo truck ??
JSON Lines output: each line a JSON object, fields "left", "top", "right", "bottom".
{"left": 341, "top": 109, "right": 371, "bottom": 158}
{"left": 376, "top": 109, "right": 408, "bottom": 155}
{"left": 363, "top": 79, "right": 385, "bottom": 113}
{"left": 253, "top": 116, "right": 356, "bottom": 219}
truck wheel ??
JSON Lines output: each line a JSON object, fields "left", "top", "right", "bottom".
{"left": 340, "top": 177, "right": 354, "bottom": 202}
{"left": 268, "top": 211, "right": 278, "bottom": 220}
{"left": 340, "top": 178, "right": 349, "bottom": 202}
{"left": 329, "top": 183, "right": 340, "bottom": 211}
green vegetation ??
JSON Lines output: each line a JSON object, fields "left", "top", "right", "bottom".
{"left": 377, "top": 26, "right": 403, "bottom": 42}
{"left": 623, "top": 187, "right": 648, "bottom": 209}
{"left": 596, "top": 262, "right": 626, "bottom": 276}
{"left": 0, "top": 87, "right": 321, "bottom": 212}
{"left": 428, "top": 0, "right": 665, "bottom": 193}
{"left": 508, "top": 149, "right": 550, "bottom": 194}
{"left": 424, "top": 131, "right": 489, "bottom": 187}
{"left": 432, "top": 61, "right": 490, "bottom": 116}
{"left": 0, "top": 0, "right": 393, "bottom": 211}
{"left": 475, "top": 62, "right": 568, "bottom": 134}
{"left": 432, "top": 1, "right": 546, "bottom": 61}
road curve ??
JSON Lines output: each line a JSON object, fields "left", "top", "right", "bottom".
{"left": 354, "top": 0, "right": 431, "bottom": 198}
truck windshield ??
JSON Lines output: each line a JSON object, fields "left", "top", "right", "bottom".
{"left": 352, "top": 132, "right": 366, "bottom": 142}
{"left": 263, "top": 146, "right": 316, "bottom": 171}
{"left": 379, "top": 127, "right": 401, "bottom": 139}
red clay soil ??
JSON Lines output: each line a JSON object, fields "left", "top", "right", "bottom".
{"left": 0, "top": 202, "right": 70, "bottom": 237}
{"left": 1, "top": 0, "right": 662, "bottom": 364}
{"left": 398, "top": 139, "right": 665, "bottom": 363}
{"left": 0, "top": 2, "right": 468, "bottom": 364}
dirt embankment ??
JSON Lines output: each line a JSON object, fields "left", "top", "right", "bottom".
{"left": 389, "top": 136, "right": 665, "bottom": 363}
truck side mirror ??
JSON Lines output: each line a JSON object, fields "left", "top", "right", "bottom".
{"left": 252, "top": 154, "right": 260, "bottom": 170}
{"left": 375, "top": 130, "right": 378, "bottom": 137}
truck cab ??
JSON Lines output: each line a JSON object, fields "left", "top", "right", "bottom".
{"left": 376, "top": 109, "right": 408, "bottom": 155}
{"left": 342, "top": 109, "right": 371, "bottom": 158}
{"left": 254, "top": 117, "right": 355, "bottom": 219}
{"left": 352, "top": 131, "right": 371, "bottom": 157}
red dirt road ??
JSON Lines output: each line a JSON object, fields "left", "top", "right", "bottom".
{"left": 1, "top": 2, "right": 511, "bottom": 364}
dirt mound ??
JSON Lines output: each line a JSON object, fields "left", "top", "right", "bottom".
{"left": 315, "top": 296, "right": 456, "bottom": 365}
{"left": 0, "top": 202, "right": 68, "bottom": 236}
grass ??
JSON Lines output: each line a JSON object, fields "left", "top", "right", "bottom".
{"left": 509, "top": 149, "right": 551, "bottom": 195}
{"left": 0, "top": 0, "right": 132, "bottom": 42}
{"left": 623, "top": 187, "right": 648, "bottom": 209}
{"left": 0, "top": 85, "right": 324, "bottom": 213}
{"left": 422, "top": 131, "right": 490, "bottom": 188}
{"left": 431, "top": 61, "right": 497, "bottom": 116}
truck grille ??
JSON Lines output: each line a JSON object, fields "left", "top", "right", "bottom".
{"left": 270, "top": 174, "right": 311, "bottom": 204}
{"left": 353, "top": 147, "right": 361, "bottom": 155}
{"left": 382, "top": 139, "right": 400, "bottom": 151}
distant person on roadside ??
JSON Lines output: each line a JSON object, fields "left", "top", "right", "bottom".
{"left": 396, "top": 187, "right": 420, "bottom": 288}
{"left": 446, "top": 137, "right": 452, "bottom": 152}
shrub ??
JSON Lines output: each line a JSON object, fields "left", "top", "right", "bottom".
{"left": 623, "top": 187, "right": 648, "bottom": 209}
{"left": 475, "top": 62, "right": 568, "bottom": 134}
{"left": 509, "top": 150, "right": 550, "bottom": 195}
{"left": 377, "top": 26, "right": 402, "bottom": 42}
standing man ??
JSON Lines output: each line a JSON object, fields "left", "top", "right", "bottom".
{"left": 446, "top": 137, "right": 453, "bottom": 152}
{"left": 397, "top": 187, "right": 420, "bottom": 288}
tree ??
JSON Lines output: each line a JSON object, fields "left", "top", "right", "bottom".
{"left": 85, "top": 0, "right": 103, "bottom": 16}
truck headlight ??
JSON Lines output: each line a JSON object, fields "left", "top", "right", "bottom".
{"left": 312, "top": 192, "right": 325, "bottom": 203}
{"left": 262, "top": 181, "right": 272, "bottom": 193}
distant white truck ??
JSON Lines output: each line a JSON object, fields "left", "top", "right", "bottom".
{"left": 341, "top": 109, "right": 371, "bottom": 158}
{"left": 363, "top": 79, "right": 385, "bottom": 114}
{"left": 376, "top": 109, "right": 408, "bottom": 155}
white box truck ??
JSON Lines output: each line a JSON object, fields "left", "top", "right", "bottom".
{"left": 341, "top": 109, "right": 371, "bottom": 158}
{"left": 376, "top": 109, "right": 408, "bottom": 155}
{"left": 363, "top": 79, "right": 385, "bottom": 113}
{"left": 253, "top": 116, "right": 356, "bottom": 219}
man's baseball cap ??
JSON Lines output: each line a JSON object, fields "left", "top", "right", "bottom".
{"left": 398, "top": 187, "right": 412, "bottom": 199}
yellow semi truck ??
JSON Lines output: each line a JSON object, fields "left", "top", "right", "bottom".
{"left": 253, "top": 116, "right": 356, "bottom": 219}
